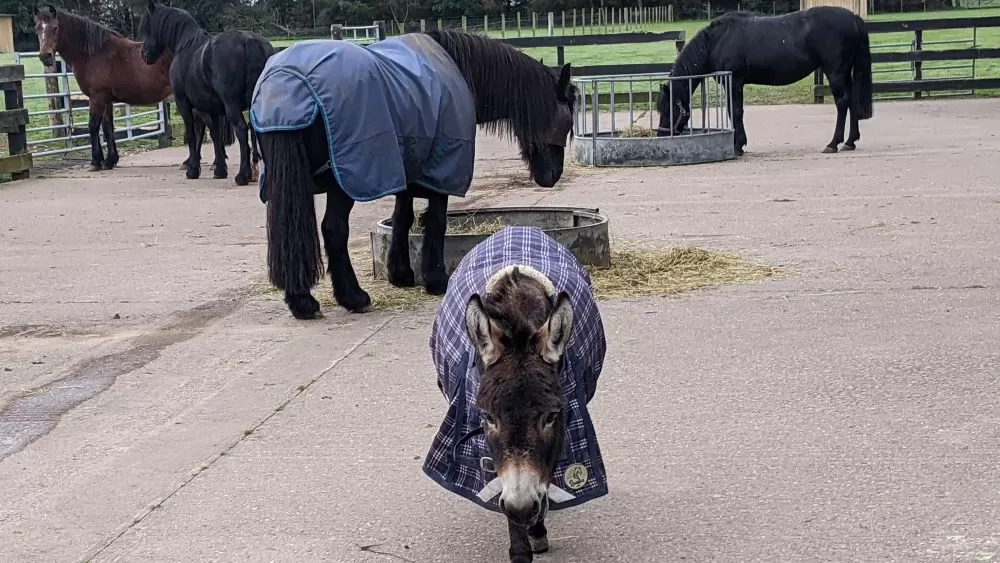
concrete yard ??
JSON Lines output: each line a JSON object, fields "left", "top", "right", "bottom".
{"left": 1, "top": 99, "right": 998, "bottom": 563}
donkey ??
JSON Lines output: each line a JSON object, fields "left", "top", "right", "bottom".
{"left": 424, "top": 226, "right": 608, "bottom": 562}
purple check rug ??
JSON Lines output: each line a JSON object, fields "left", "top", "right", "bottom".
{"left": 422, "top": 226, "right": 608, "bottom": 512}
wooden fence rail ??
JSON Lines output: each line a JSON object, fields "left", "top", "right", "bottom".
{"left": 0, "top": 64, "right": 31, "bottom": 181}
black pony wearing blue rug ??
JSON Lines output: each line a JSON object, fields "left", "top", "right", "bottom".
{"left": 657, "top": 6, "right": 873, "bottom": 156}
{"left": 139, "top": 1, "right": 275, "bottom": 186}
{"left": 252, "top": 31, "right": 577, "bottom": 320}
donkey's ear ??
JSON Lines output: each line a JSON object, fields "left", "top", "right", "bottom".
{"left": 465, "top": 295, "right": 503, "bottom": 366}
{"left": 147, "top": 0, "right": 156, "bottom": 12}
{"left": 45, "top": 4, "right": 56, "bottom": 15}
{"left": 538, "top": 292, "right": 574, "bottom": 364}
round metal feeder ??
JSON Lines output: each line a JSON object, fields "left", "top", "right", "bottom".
{"left": 571, "top": 71, "right": 736, "bottom": 167}
{"left": 369, "top": 206, "right": 611, "bottom": 286}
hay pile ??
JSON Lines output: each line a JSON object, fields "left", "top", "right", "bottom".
{"left": 618, "top": 125, "right": 657, "bottom": 138}
{"left": 584, "top": 246, "right": 784, "bottom": 300}
{"left": 411, "top": 211, "right": 507, "bottom": 236}
{"left": 250, "top": 243, "right": 785, "bottom": 313}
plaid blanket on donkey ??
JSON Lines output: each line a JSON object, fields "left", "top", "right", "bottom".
{"left": 250, "top": 34, "right": 477, "bottom": 203}
{"left": 423, "top": 226, "right": 608, "bottom": 512}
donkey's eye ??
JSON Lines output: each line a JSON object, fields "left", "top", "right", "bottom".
{"left": 544, "top": 411, "right": 560, "bottom": 426}
{"left": 483, "top": 413, "right": 497, "bottom": 427}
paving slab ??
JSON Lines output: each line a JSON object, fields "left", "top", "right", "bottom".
{"left": 1, "top": 99, "right": 999, "bottom": 563}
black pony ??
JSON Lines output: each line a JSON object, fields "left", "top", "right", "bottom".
{"left": 255, "top": 30, "right": 577, "bottom": 320}
{"left": 139, "top": 0, "right": 275, "bottom": 185}
{"left": 658, "top": 6, "right": 873, "bottom": 155}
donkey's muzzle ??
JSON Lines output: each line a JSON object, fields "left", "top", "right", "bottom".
{"left": 500, "top": 496, "right": 542, "bottom": 527}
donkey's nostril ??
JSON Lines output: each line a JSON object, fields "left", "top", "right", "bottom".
{"left": 532, "top": 499, "right": 540, "bottom": 515}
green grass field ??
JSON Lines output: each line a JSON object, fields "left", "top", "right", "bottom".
{"left": 3, "top": 8, "right": 1000, "bottom": 163}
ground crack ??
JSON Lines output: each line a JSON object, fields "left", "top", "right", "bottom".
{"left": 359, "top": 543, "right": 416, "bottom": 562}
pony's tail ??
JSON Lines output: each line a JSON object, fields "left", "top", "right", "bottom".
{"left": 852, "top": 15, "right": 874, "bottom": 121}
{"left": 262, "top": 131, "right": 323, "bottom": 295}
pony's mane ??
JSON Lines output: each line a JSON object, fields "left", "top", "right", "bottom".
{"left": 145, "top": 3, "right": 209, "bottom": 52}
{"left": 425, "top": 29, "right": 578, "bottom": 150}
{"left": 50, "top": 8, "right": 122, "bottom": 55}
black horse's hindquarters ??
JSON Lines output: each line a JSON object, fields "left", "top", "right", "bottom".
{"left": 659, "top": 6, "right": 873, "bottom": 154}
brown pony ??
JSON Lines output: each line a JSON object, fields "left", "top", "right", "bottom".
{"left": 32, "top": 4, "right": 234, "bottom": 173}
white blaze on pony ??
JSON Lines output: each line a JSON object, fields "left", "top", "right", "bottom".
{"left": 423, "top": 226, "right": 608, "bottom": 563}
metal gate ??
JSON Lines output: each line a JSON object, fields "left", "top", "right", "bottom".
{"left": 14, "top": 51, "right": 168, "bottom": 158}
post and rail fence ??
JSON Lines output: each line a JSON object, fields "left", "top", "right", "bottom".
{"left": 0, "top": 64, "right": 31, "bottom": 181}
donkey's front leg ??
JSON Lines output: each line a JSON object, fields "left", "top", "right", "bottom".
{"left": 528, "top": 516, "right": 550, "bottom": 554}
{"left": 386, "top": 192, "right": 416, "bottom": 288}
{"left": 421, "top": 192, "right": 450, "bottom": 296}
{"left": 507, "top": 519, "right": 534, "bottom": 563}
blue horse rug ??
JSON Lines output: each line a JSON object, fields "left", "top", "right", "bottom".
{"left": 250, "top": 34, "right": 477, "bottom": 203}
{"left": 423, "top": 226, "right": 609, "bottom": 512}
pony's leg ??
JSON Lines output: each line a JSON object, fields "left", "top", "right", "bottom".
{"left": 507, "top": 519, "right": 533, "bottom": 563}
{"left": 175, "top": 97, "right": 202, "bottom": 179}
{"left": 226, "top": 104, "right": 253, "bottom": 186}
{"left": 386, "top": 192, "right": 416, "bottom": 288}
{"left": 249, "top": 127, "right": 261, "bottom": 183}
{"left": 86, "top": 100, "right": 107, "bottom": 172}
{"left": 101, "top": 103, "right": 119, "bottom": 170}
{"left": 421, "top": 192, "right": 450, "bottom": 296}
{"left": 321, "top": 179, "right": 372, "bottom": 313}
{"left": 181, "top": 114, "right": 206, "bottom": 171}
{"left": 823, "top": 71, "right": 851, "bottom": 154}
{"left": 731, "top": 80, "right": 748, "bottom": 156}
{"left": 210, "top": 114, "right": 229, "bottom": 179}
{"left": 844, "top": 99, "right": 861, "bottom": 150}
{"left": 528, "top": 517, "right": 549, "bottom": 554}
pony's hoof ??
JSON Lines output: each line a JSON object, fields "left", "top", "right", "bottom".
{"left": 337, "top": 290, "right": 372, "bottom": 314}
{"left": 286, "top": 293, "right": 322, "bottom": 320}
{"left": 822, "top": 145, "right": 838, "bottom": 154}
{"left": 529, "top": 535, "right": 549, "bottom": 554}
{"left": 103, "top": 159, "right": 118, "bottom": 170}
{"left": 234, "top": 172, "right": 251, "bottom": 186}
{"left": 213, "top": 168, "right": 228, "bottom": 180}
{"left": 186, "top": 167, "right": 201, "bottom": 180}
{"left": 842, "top": 143, "right": 856, "bottom": 151}
{"left": 88, "top": 164, "right": 101, "bottom": 172}
{"left": 424, "top": 270, "right": 450, "bottom": 296}
{"left": 734, "top": 148, "right": 745, "bottom": 157}
{"left": 511, "top": 555, "right": 533, "bottom": 563}
{"left": 387, "top": 265, "right": 416, "bottom": 288}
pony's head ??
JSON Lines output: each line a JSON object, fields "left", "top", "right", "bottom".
{"left": 33, "top": 4, "right": 60, "bottom": 67}
{"left": 522, "top": 63, "right": 576, "bottom": 188}
{"left": 656, "top": 82, "right": 691, "bottom": 136}
{"left": 425, "top": 30, "right": 578, "bottom": 188}
{"left": 464, "top": 265, "right": 575, "bottom": 528}
{"left": 139, "top": 0, "right": 167, "bottom": 64}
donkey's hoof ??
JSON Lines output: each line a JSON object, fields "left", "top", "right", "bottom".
{"left": 186, "top": 166, "right": 201, "bottom": 180}
{"left": 387, "top": 265, "right": 416, "bottom": 288}
{"left": 822, "top": 145, "right": 838, "bottom": 154}
{"left": 286, "top": 293, "right": 322, "bottom": 320}
{"left": 424, "top": 270, "right": 450, "bottom": 296}
{"left": 529, "top": 535, "right": 550, "bottom": 554}
{"left": 842, "top": 143, "right": 856, "bottom": 151}
{"left": 337, "top": 290, "right": 372, "bottom": 314}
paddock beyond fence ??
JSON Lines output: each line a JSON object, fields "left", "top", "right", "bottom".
{"left": 12, "top": 52, "right": 169, "bottom": 159}
{"left": 0, "top": 64, "right": 31, "bottom": 180}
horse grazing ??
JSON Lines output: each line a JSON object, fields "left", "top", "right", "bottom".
{"left": 140, "top": 1, "right": 274, "bottom": 186}
{"left": 424, "top": 226, "right": 608, "bottom": 563}
{"left": 657, "top": 6, "right": 873, "bottom": 155}
{"left": 32, "top": 4, "right": 229, "bottom": 172}
{"left": 251, "top": 30, "right": 577, "bottom": 320}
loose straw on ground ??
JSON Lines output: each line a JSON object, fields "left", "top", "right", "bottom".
{"left": 251, "top": 243, "right": 786, "bottom": 312}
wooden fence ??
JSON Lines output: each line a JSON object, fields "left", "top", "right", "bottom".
{"left": 814, "top": 15, "right": 1000, "bottom": 102}
{"left": 0, "top": 64, "right": 31, "bottom": 181}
